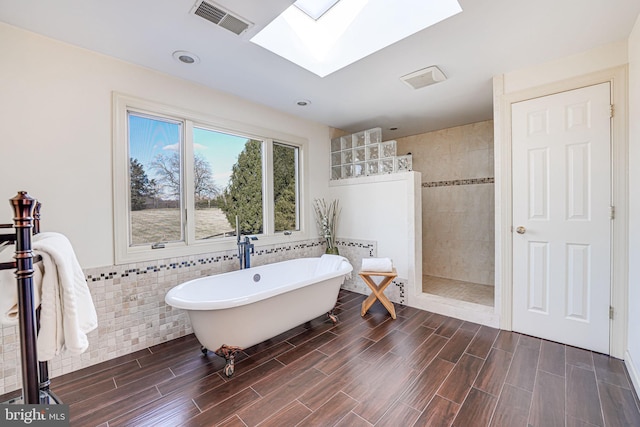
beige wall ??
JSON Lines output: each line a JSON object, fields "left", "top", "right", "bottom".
{"left": 397, "top": 121, "right": 494, "bottom": 286}
{"left": 0, "top": 23, "right": 332, "bottom": 269}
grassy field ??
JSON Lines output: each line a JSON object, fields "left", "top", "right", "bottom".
{"left": 130, "top": 207, "right": 233, "bottom": 244}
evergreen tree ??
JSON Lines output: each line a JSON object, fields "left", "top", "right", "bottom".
{"left": 221, "top": 139, "right": 263, "bottom": 234}
{"left": 130, "top": 158, "right": 151, "bottom": 210}
{"left": 273, "top": 144, "right": 297, "bottom": 231}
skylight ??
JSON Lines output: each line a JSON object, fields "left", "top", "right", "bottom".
{"left": 251, "top": 0, "right": 462, "bottom": 77}
{"left": 294, "top": 0, "right": 341, "bottom": 20}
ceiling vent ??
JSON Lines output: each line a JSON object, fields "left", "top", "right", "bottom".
{"left": 401, "top": 66, "right": 447, "bottom": 90}
{"left": 192, "top": 1, "right": 252, "bottom": 36}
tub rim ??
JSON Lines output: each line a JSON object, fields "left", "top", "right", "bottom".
{"left": 165, "top": 257, "right": 352, "bottom": 311}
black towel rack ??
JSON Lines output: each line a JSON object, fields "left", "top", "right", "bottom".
{"left": 0, "top": 192, "right": 60, "bottom": 404}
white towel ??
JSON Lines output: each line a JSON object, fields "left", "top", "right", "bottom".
{"left": 361, "top": 257, "right": 394, "bottom": 273}
{"left": 33, "top": 232, "right": 98, "bottom": 361}
{"left": 0, "top": 246, "right": 43, "bottom": 325}
{"left": 315, "top": 254, "right": 349, "bottom": 276}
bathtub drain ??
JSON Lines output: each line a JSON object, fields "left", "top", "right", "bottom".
{"left": 253, "top": 274, "right": 261, "bottom": 282}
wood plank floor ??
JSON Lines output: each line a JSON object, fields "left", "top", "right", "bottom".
{"left": 6, "top": 290, "right": 640, "bottom": 426}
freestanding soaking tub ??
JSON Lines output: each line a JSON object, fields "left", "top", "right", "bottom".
{"left": 165, "top": 255, "right": 353, "bottom": 376}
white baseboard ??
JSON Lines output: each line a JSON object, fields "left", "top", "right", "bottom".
{"left": 625, "top": 350, "right": 640, "bottom": 397}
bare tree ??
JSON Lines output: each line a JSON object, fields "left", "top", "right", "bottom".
{"left": 194, "top": 154, "right": 221, "bottom": 202}
{"left": 151, "top": 152, "right": 220, "bottom": 203}
{"left": 150, "top": 152, "right": 181, "bottom": 200}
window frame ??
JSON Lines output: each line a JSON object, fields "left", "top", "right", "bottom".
{"left": 272, "top": 141, "right": 301, "bottom": 233}
{"left": 113, "top": 92, "right": 308, "bottom": 264}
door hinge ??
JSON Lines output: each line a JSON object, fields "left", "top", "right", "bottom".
{"left": 609, "top": 104, "right": 614, "bottom": 118}
{"left": 610, "top": 206, "right": 615, "bottom": 220}
{"left": 609, "top": 306, "right": 614, "bottom": 320}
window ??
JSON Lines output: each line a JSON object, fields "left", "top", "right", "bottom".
{"left": 273, "top": 142, "right": 299, "bottom": 232}
{"left": 128, "top": 113, "right": 184, "bottom": 245}
{"left": 192, "top": 127, "right": 264, "bottom": 239}
{"left": 113, "top": 93, "right": 305, "bottom": 264}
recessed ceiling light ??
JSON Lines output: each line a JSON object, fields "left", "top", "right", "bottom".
{"left": 172, "top": 50, "right": 200, "bottom": 65}
{"left": 296, "top": 100, "right": 311, "bottom": 106}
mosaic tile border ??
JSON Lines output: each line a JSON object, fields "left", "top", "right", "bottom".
{"left": 393, "top": 278, "right": 407, "bottom": 305}
{"left": 334, "top": 239, "right": 375, "bottom": 258}
{"left": 86, "top": 240, "right": 326, "bottom": 282}
{"left": 422, "top": 177, "right": 494, "bottom": 188}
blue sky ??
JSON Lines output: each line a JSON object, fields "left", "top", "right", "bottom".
{"left": 129, "top": 114, "right": 249, "bottom": 190}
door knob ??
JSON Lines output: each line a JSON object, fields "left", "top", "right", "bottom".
{"left": 516, "top": 226, "right": 526, "bottom": 234}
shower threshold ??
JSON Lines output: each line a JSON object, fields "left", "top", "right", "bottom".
{"left": 422, "top": 275, "right": 494, "bottom": 307}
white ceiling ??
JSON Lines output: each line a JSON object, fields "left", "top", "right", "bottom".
{"left": 1, "top": 0, "right": 639, "bottom": 140}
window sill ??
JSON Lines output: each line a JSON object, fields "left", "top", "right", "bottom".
{"left": 329, "top": 171, "right": 416, "bottom": 187}
{"left": 114, "top": 231, "right": 309, "bottom": 265}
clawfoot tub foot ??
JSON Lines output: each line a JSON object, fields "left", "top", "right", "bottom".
{"left": 327, "top": 310, "right": 339, "bottom": 324}
{"left": 224, "top": 359, "right": 235, "bottom": 377}
{"left": 201, "top": 346, "right": 209, "bottom": 355}
{"left": 215, "top": 344, "right": 243, "bottom": 377}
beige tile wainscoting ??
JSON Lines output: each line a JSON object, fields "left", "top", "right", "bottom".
{"left": 0, "top": 238, "right": 377, "bottom": 395}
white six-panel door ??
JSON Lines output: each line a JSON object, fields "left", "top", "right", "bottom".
{"left": 511, "top": 82, "right": 611, "bottom": 354}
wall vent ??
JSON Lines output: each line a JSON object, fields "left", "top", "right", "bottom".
{"left": 400, "top": 66, "right": 447, "bottom": 90}
{"left": 192, "top": 1, "right": 252, "bottom": 36}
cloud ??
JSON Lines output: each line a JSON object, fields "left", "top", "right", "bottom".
{"left": 163, "top": 142, "right": 207, "bottom": 152}
{"left": 213, "top": 171, "right": 232, "bottom": 188}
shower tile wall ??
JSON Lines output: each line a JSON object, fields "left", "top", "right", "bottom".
{"left": 0, "top": 238, "right": 375, "bottom": 395}
{"left": 397, "top": 120, "right": 495, "bottom": 286}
